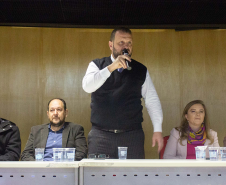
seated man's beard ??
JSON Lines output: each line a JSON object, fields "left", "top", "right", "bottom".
{"left": 50, "top": 119, "right": 65, "bottom": 128}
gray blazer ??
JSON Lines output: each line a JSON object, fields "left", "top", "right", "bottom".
{"left": 163, "top": 128, "right": 219, "bottom": 159}
{"left": 21, "top": 122, "right": 87, "bottom": 161}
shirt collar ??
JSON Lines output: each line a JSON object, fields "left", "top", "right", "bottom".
{"left": 111, "top": 54, "right": 115, "bottom": 62}
{"left": 48, "top": 123, "right": 65, "bottom": 132}
{"left": 110, "top": 54, "right": 132, "bottom": 62}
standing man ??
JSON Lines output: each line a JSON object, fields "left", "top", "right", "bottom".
{"left": 21, "top": 98, "right": 87, "bottom": 161}
{"left": 82, "top": 27, "right": 163, "bottom": 159}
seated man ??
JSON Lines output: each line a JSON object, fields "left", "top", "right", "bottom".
{"left": 21, "top": 98, "right": 87, "bottom": 161}
{"left": 0, "top": 118, "right": 21, "bottom": 161}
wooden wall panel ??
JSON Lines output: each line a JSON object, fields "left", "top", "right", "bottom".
{"left": 132, "top": 30, "right": 181, "bottom": 158}
{"left": 0, "top": 27, "right": 42, "bottom": 149}
{"left": 180, "top": 30, "right": 226, "bottom": 147}
{"left": 0, "top": 27, "right": 226, "bottom": 159}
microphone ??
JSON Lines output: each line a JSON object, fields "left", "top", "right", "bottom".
{"left": 122, "top": 48, "right": 132, "bottom": 70}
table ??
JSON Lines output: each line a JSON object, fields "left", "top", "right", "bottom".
{"left": 1, "top": 160, "right": 226, "bottom": 185}
{"left": 0, "top": 162, "right": 79, "bottom": 185}
{"left": 79, "top": 159, "right": 226, "bottom": 185}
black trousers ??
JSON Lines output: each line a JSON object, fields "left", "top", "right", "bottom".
{"left": 88, "top": 127, "right": 145, "bottom": 159}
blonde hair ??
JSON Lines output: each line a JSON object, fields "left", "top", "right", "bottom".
{"left": 176, "top": 100, "right": 213, "bottom": 145}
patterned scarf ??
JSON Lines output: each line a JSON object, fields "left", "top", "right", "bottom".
{"left": 187, "top": 124, "right": 206, "bottom": 145}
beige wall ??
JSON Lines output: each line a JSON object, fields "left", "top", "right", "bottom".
{"left": 0, "top": 27, "right": 226, "bottom": 159}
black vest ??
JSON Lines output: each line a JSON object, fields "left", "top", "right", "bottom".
{"left": 91, "top": 56, "right": 147, "bottom": 130}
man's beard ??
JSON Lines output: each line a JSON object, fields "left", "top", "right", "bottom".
{"left": 50, "top": 119, "right": 65, "bottom": 128}
{"left": 112, "top": 45, "right": 121, "bottom": 59}
{"left": 112, "top": 44, "right": 132, "bottom": 59}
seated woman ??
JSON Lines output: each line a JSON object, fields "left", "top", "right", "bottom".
{"left": 163, "top": 100, "right": 219, "bottom": 159}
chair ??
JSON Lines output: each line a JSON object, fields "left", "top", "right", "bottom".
{"left": 159, "top": 135, "right": 169, "bottom": 159}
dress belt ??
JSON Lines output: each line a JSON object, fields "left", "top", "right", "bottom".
{"left": 103, "top": 129, "right": 130, "bottom": 133}
{"left": 92, "top": 126, "right": 142, "bottom": 134}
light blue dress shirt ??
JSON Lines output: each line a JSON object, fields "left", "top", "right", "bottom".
{"left": 43, "top": 124, "right": 64, "bottom": 161}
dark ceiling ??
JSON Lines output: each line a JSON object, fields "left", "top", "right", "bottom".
{"left": 0, "top": 0, "right": 226, "bottom": 29}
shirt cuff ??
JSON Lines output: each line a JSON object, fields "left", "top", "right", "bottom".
{"left": 153, "top": 124, "right": 162, "bottom": 133}
{"left": 99, "top": 66, "right": 111, "bottom": 79}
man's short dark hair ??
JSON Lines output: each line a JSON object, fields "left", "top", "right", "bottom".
{"left": 47, "top": 98, "right": 67, "bottom": 110}
{"left": 110, "top": 27, "right": 132, "bottom": 41}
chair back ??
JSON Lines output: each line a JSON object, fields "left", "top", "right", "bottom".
{"left": 159, "top": 135, "right": 170, "bottom": 159}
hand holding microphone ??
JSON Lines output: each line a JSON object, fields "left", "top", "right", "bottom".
{"left": 107, "top": 49, "right": 132, "bottom": 73}
{"left": 122, "top": 48, "right": 132, "bottom": 70}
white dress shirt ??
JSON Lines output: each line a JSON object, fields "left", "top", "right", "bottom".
{"left": 82, "top": 55, "right": 163, "bottom": 132}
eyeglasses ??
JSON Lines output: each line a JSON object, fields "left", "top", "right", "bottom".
{"left": 88, "top": 154, "right": 110, "bottom": 159}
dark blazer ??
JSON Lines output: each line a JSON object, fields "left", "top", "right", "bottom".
{"left": 0, "top": 118, "right": 21, "bottom": 161}
{"left": 21, "top": 122, "right": 87, "bottom": 161}
{"left": 223, "top": 136, "right": 226, "bottom": 147}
